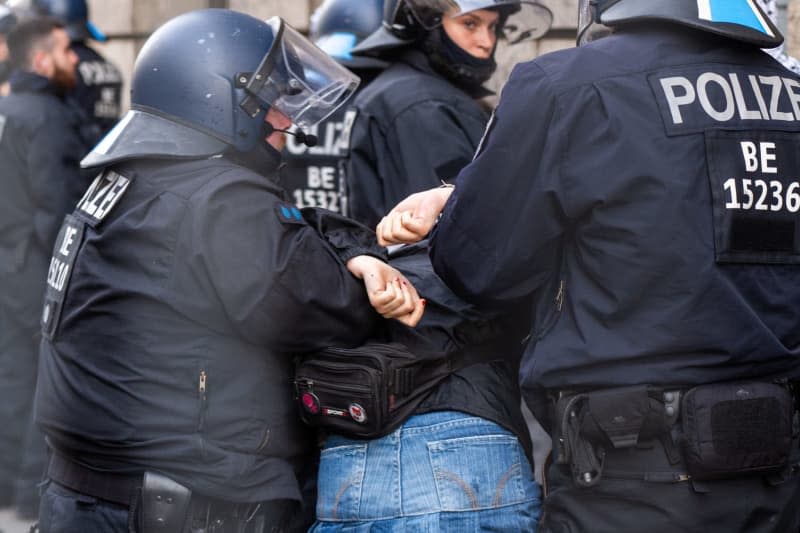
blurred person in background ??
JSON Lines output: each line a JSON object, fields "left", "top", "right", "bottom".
{"left": 281, "top": 0, "right": 386, "bottom": 217}
{"left": 0, "top": 15, "right": 89, "bottom": 522}
{"left": 33, "top": 9, "right": 422, "bottom": 533}
{"left": 0, "top": 4, "right": 17, "bottom": 96}
{"left": 33, "top": 0, "right": 122, "bottom": 144}
{"left": 344, "top": 0, "right": 552, "bottom": 229}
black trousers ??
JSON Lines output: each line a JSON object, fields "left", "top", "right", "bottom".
{"left": 538, "top": 434, "right": 800, "bottom": 533}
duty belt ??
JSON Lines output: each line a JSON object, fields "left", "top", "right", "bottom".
{"left": 551, "top": 381, "right": 800, "bottom": 487}
{"left": 47, "top": 453, "right": 294, "bottom": 532}
{"left": 48, "top": 451, "right": 141, "bottom": 506}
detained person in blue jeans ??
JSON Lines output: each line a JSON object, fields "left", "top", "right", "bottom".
{"left": 310, "top": 242, "right": 541, "bottom": 531}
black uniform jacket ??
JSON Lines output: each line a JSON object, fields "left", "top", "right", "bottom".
{"left": 71, "top": 42, "right": 123, "bottom": 144}
{"left": 0, "top": 71, "right": 89, "bottom": 329}
{"left": 35, "top": 156, "right": 383, "bottom": 504}
{"left": 431, "top": 27, "right": 800, "bottom": 401}
{"left": 346, "top": 49, "right": 490, "bottom": 228}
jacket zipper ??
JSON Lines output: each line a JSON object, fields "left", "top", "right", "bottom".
{"left": 198, "top": 369, "right": 208, "bottom": 431}
{"left": 555, "top": 279, "right": 566, "bottom": 312}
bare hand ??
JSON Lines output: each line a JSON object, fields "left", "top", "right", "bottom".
{"left": 346, "top": 255, "right": 425, "bottom": 327}
{"left": 376, "top": 187, "right": 454, "bottom": 246}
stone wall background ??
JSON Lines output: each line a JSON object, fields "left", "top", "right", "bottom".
{"left": 89, "top": 0, "right": 797, "bottom": 112}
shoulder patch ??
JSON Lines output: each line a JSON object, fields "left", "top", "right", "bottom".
{"left": 76, "top": 170, "right": 131, "bottom": 227}
{"left": 275, "top": 203, "right": 305, "bottom": 225}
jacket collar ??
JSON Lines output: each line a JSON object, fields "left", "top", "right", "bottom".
{"left": 397, "top": 48, "right": 495, "bottom": 99}
{"left": 9, "top": 70, "right": 62, "bottom": 97}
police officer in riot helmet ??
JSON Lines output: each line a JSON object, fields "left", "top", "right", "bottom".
{"left": 34, "top": 9, "right": 423, "bottom": 533}
{"left": 344, "top": 0, "right": 552, "bottom": 229}
{"left": 376, "top": 0, "right": 800, "bottom": 531}
{"left": 0, "top": 5, "right": 17, "bottom": 96}
{"left": 280, "top": 0, "right": 385, "bottom": 216}
{"left": 33, "top": 0, "right": 122, "bottom": 143}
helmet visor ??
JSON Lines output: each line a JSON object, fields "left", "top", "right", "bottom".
{"left": 314, "top": 32, "right": 359, "bottom": 61}
{"left": 577, "top": 0, "right": 612, "bottom": 45}
{"left": 406, "top": 0, "right": 552, "bottom": 42}
{"left": 244, "top": 17, "right": 360, "bottom": 129}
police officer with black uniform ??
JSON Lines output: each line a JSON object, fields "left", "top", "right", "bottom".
{"left": 344, "top": 0, "right": 552, "bottom": 229}
{"left": 33, "top": 9, "right": 423, "bottom": 533}
{"left": 281, "top": 0, "right": 385, "bottom": 216}
{"left": 34, "top": 0, "right": 122, "bottom": 144}
{"left": 375, "top": 1, "right": 800, "bottom": 531}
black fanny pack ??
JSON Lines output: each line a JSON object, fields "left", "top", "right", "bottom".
{"left": 680, "top": 381, "right": 795, "bottom": 481}
{"left": 294, "top": 341, "right": 489, "bottom": 439}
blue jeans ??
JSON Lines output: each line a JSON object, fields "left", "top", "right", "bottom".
{"left": 310, "top": 411, "right": 541, "bottom": 532}
{"left": 38, "top": 480, "right": 130, "bottom": 533}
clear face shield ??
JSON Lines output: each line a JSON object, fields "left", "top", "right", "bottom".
{"left": 240, "top": 17, "right": 360, "bottom": 129}
{"left": 405, "top": 0, "right": 553, "bottom": 44}
{"left": 577, "top": 0, "right": 613, "bottom": 45}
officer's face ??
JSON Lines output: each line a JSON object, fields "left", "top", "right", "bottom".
{"left": 0, "top": 35, "right": 8, "bottom": 62}
{"left": 441, "top": 8, "right": 499, "bottom": 59}
{"left": 265, "top": 107, "right": 291, "bottom": 151}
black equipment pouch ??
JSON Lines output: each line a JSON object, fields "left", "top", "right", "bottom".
{"left": 140, "top": 471, "right": 191, "bottom": 533}
{"left": 294, "top": 342, "right": 457, "bottom": 439}
{"left": 680, "top": 381, "right": 794, "bottom": 481}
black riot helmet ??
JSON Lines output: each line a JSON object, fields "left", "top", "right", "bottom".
{"left": 354, "top": 0, "right": 553, "bottom": 56}
{"left": 0, "top": 5, "right": 17, "bottom": 35}
{"left": 578, "top": 0, "right": 783, "bottom": 48}
{"left": 310, "top": 0, "right": 385, "bottom": 69}
{"left": 32, "top": 0, "right": 106, "bottom": 41}
{"left": 82, "top": 9, "right": 359, "bottom": 169}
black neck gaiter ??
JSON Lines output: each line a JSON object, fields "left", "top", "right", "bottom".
{"left": 225, "top": 122, "right": 283, "bottom": 177}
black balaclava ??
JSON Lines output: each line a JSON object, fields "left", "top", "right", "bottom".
{"left": 225, "top": 121, "right": 283, "bottom": 176}
{"left": 421, "top": 23, "right": 497, "bottom": 94}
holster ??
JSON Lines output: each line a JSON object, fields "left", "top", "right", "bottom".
{"left": 140, "top": 471, "right": 192, "bottom": 533}
{"left": 555, "top": 385, "right": 676, "bottom": 487}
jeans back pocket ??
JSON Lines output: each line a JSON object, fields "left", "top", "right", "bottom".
{"left": 316, "top": 443, "right": 368, "bottom": 520}
{"left": 428, "top": 434, "right": 534, "bottom": 511}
